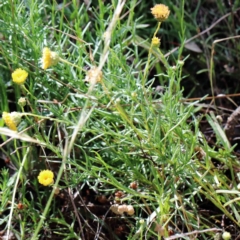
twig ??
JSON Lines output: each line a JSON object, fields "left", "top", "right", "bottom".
{"left": 165, "top": 228, "right": 221, "bottom": 240}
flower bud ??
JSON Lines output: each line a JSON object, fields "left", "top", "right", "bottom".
{"left": 18, "top": 97, "right": 26, "bottom": 108}
{"left": 152, "top": 37, "right": 160, "bottom": 47}
{"left": 222, "top": 231, "right": 231, "bottom": 240}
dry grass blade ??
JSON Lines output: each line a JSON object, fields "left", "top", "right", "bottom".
{"left": 0, "top": 127, "right": 46, "bottom": 146}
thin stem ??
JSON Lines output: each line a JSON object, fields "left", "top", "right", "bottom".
{"left": 59, "top": 57, "right": 86, "bottom": 72}
{"left": 21, "top": 112, "right": 68, "bottom": 124}
{"left": 6, "top": 147, "right": 30, "bottom": 239}
{"left": 143, "top": 22, "right": 161, "bottom": 85}
{"left": 21, "top": 85, "right": 37, "bottom": 101}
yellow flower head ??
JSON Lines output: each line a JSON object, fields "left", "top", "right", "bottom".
{"left": 151, "top": 4, "right": 170, "bottom": 22}
{"left": 2, "top": 111, "right": 22, "bottom": 131}
{"left": 84, "top": 67, "right": 103, "bottom": 85}
{"left": 41, "top": 47, "right": 59, "bottom": 70}
{"left": 12, "top": 68, "right": 28, "bottom": 85}
{"left": 152, "top": 37, "right": 161, "bottom": 47}
{"left": 38, "top": 170, "right": 54, "bottom": 186}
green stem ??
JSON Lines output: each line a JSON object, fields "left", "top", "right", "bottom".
{"left": 21, "top": 112, "right": 68, "bottom": 124}
{"left": 59, "top": 57, "right": 86, "bottom": 72}
{"left": 143, "top": 22, "right": 161, "bottom": 86}
{"left": 6, "top": 147, "right": 30, "bottom": 239}
{"left": 21, "top": 85, "right": 37, "bottom": 101}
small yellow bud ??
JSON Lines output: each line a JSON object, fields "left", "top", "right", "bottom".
{"left": 152, "top": 37, "right": 160, "bottom": 47}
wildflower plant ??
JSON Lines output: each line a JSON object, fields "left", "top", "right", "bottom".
{"left": 0, "top": 0, "right": 239, "bottom": 239}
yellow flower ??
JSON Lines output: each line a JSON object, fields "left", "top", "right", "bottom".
{"left": 2, "top": 112, "right": 22, "bottom": 131}
{"left": 12, "top": 68, "right": 28, "bottom": 85}
{"left": 41, "top": 47, "right": 59, "bottom": 70}
{"left": 152, "top": 37, "right": 160, "bottom": 47}
{"left": 151, "top": 4, "right": 170, "bottom": 22}
{"left": 84, "top": 67, "right": 103, "bottom": 85}
{"left": 38, "top": 170, "right": 54, "bottom": 186}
